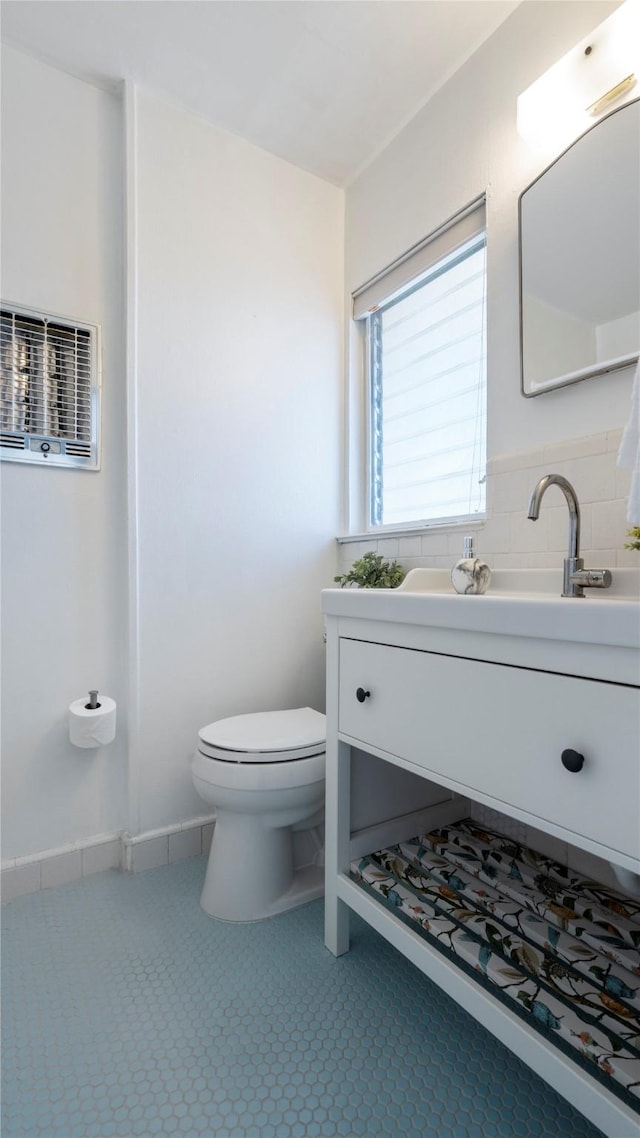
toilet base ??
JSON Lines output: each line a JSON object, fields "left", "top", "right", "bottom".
{"left": 199, "top": 810, "right": 324, "bottom": 922}
{"left": 201, "top": 863, "right": 324, "bottom": 923}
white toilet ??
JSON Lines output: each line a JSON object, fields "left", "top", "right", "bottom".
{"left": 192, "top": 707, "right": 326, "bottom": 922}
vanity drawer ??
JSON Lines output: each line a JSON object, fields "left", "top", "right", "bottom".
{"left": 339, "top": 638, "right": 640, "bottom": 861}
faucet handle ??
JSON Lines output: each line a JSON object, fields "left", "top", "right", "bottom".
{"left": 570, "top": 568, "right": 612, "bottom": 590}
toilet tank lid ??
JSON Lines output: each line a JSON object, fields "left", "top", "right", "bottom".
{"left": 198, "top": 707, "right": 326, "bottom": 753}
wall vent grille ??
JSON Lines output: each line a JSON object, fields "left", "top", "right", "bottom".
{"left": 1, "top": 303, "right": 100, "bottom": 470}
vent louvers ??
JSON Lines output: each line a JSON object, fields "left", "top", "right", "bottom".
{"left": 1, "top": 432, "right": 26, "bottom": 449}
{"left": 1, "top": 304, "right": 100, "bottom": 469}
{"left": 65, "top": 441, "right": 92, "bottom": 457}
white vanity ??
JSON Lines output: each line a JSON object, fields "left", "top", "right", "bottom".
{"left": 322, "top": 568, "right": 640, "bottom": 1138}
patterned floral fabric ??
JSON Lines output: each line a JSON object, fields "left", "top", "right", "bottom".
{"left": 351, "top": 820, "right": 640, "bottom": 1110}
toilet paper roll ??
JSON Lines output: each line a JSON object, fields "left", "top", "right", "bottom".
{"left": 69, "top": 696, "right": 117, "bottom": 749}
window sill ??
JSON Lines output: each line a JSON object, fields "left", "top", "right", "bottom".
{"left": 336, "top": 517, "right": 486, "bottom": 544}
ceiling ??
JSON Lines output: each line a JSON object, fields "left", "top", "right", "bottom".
{"left": 1, "top": 1, "right": 519, "bottom": 185}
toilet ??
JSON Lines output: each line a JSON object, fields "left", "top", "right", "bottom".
{"left": 192, "top": 707, "right": 326, "bottom": 921}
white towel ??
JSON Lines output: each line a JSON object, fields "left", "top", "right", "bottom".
{"left": 618, "top": 360, "right": 640, "bottom": 526}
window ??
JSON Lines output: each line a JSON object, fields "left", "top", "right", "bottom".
{"left": 354, "top": 200, "right": 486, "bottom": 530}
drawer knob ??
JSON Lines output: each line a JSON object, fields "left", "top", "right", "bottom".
{"left": 561, "top": 748, "right": 585, "bottom": 773}
{"left": 356, "top": 687, "right": 371, "bottom": 703}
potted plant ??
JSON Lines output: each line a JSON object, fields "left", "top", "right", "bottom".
{"left": 334, "top": 550, "right": 406, "bottom": 589}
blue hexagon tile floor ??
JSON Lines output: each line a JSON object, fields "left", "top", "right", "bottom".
{"left": 2, "top": 856, "right": 607, "bottom": 1138}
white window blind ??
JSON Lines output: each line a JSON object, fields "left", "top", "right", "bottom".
{"left": 0, "top": 304, "right": 100, "bottom": 469}
{"left": 354, "top": 199, "right": 487, "bottom": 529}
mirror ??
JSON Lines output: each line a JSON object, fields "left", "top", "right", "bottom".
{"left": 519, "top": 98, "right": 639, "bottom": 397}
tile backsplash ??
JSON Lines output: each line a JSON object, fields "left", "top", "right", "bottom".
{"left": 338, "top": 429, "right": 634, "bottom": 575}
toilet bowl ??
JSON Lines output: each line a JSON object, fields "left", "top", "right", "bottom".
{"left": 192, "top": 707, "right": 326, "bottom": 921}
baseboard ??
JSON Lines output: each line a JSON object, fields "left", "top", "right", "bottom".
{"left": 1, "top": 814, "right": 217, "bottom": 902}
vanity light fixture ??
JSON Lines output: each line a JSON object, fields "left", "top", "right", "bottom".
{"left": 517, "top": 0, "right": 640, "bottom": 153}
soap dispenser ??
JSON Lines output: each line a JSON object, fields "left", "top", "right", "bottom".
{"left": 451, "top": 535, "right": 491, "bottom": 595}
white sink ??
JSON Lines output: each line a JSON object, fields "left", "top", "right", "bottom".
{"left": 322, "top": 566, "right": 640, "bottom": 651}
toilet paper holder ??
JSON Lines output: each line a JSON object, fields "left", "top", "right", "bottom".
{"left": 69, "top": 689, "right": 117, "bottom": 749}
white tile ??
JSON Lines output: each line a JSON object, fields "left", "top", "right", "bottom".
{"left": 606, "top": 428, "right": 623, "bottom": 452}
{"left": 340, "top": 541, "right": 374, "bottom": 561}
{"left": 616, "top": 546, "right": 640, "bottom": 566}
{"left": 580, "top": 549, "right": 616, "bottom": 568}
{"left": 421, "top": 530, "right": 450, "bottom": 556}
{"left": 488, "top": 448, "right": 544, "bottom": 475}
{"left": 543, "top": 433, "right": 606, "bottom": 465}
{"left": 563, "top": 453, "right": 616, "bottom": 504}
{"left": 202, "top": 823, "right": 215, "bottom": 855}
{"left": 489, "top": 468, "right": 531, "bottom": 515}
{"left": 169, "top": 827, "right": 202, "bottom": 863}
{"left": 510, "top": 510, "right": 548, "bottom": 553}
{"left": 131, "top": 836, "right": 168, "bottom": 873}
{"left": 447, "top": 531, "right": 474, "bottom": 556}
{"left": 490, "top": 552, "right": 528, "bottom": 568}
{"left": 521, "top": 551, "right": 565, "bottom": 568}
{"left": 419, "top": 556, "right": 444, "bottom": 568}
{"left": 401, "top": 556, "right": 431, "bottom": 573}
{"left": 397, "top": 535, "right": 422, "bottom": 557}
{"left": 82, "top": 840, "right": 121, "bottom": 876}
{"left": 477, "top": 513, "right": 511, "bottom": 556}
{"left": 2, "top": 861, "right": 40, "bottom": 901}
{"left": 376, "top": 537, "right": 399, "bottom": 558}
{"left": 591, "top": 499, "right": 629, "bottom": 551}
{"left": 41, "top": 851, "right": 82, "bottom": 890}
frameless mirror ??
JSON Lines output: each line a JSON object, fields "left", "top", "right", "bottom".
{"left": 519, "top": 98, "right": 640, "bottom": 397}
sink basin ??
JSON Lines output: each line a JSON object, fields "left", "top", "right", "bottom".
{"left": 396, "top": 566, "right": 640, "bottom": 600}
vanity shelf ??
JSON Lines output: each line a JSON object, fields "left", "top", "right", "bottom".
{"left": 322, "top": 574, "right": 640, "bottom": 1138}
{"left": 351, "top": 819, "right": 640, "bottom": 1113}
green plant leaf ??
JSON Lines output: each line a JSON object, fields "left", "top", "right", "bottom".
{"left": 624, "top": 525, "right": 640, "bottom": 551}
{"left": 334, "top": 550, "right": 406, "bottom": 589}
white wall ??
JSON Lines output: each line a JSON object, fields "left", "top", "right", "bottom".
{"left": 129, "top": 90, "right": 343, "bottom": 833}
{"left": 1, "top": 47, "right": 128, "bottom": 859}
{"left": 1, "top": 59, "right": 344, "bottom": 861}
{"left": 345, "top": 1, "right": 632, "bottom": 463}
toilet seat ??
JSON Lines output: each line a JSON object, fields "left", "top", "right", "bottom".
{"left": 197, "top": 707, "right": 325, "bottom": 764}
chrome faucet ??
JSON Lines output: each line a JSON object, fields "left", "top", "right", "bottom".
{"left": 527, "top": 474, "right": 612, "bottom": 598}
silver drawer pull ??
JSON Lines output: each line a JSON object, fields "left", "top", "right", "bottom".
{"left": 356, "top": 687, "right": 371, "bottom": 703}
